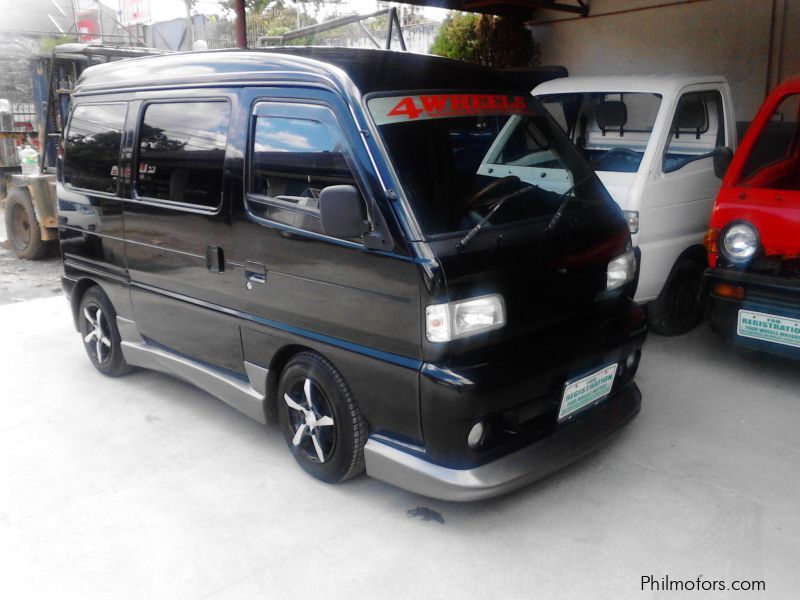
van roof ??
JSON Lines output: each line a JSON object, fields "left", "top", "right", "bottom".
{"left": 74, "top": 47, "right": 523, "bottom": 96}
{"left": 533, "top": 74, "right": 728, "bottom": 96}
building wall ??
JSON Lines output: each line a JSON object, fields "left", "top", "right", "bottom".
{"left": 529, "top": 0, "right": 798, "bottom": 121}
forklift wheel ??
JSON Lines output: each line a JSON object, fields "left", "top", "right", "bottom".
{"left": 4, "top": 187, "right": 49, "bottom": 260}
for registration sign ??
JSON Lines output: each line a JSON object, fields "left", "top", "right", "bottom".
{"left": 558, "top": 364, "right": 618, "bottom": 421}
{"left": 737, "top": 310, "right": 800, "bottom": 349}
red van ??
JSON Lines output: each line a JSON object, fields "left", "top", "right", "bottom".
{"left": 705, "top": 76, "right": 800, "bottom": 357}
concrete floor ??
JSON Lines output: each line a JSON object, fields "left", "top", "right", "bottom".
{"left": 0, "top": 208, "right": 64, "bottom": 305}
{"left": 1, "top": 296, "right": 798, "bottom": 599}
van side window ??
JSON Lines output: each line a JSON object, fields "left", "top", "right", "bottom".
{"left": 63, "top": 103, "right": 127, "bottom": 193}
{"left": 663, "top": 91, "right": 724, "bottom": 173}
{"left": 248, "top": 113, "right": 356, "bottom": 236}
{"left": 739, "top": 93, "right": 800, "bottom": 189}
{"left": 136, "top": 101, "right": 230, "bottom": 208}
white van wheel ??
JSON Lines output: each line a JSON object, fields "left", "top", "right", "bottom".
{"left": 648, "top": 258, "right": 704, "bottom": 336}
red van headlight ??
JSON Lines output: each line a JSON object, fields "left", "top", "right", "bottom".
{"left": 721, "top": 222, "right": 759, "bottom": 262}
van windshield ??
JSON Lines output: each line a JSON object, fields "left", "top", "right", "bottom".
{"left": 368, "top": 92, "right": 611, "bottom": 237}
{"left": 538, "top": 92, "right": 662, "bottom": 174}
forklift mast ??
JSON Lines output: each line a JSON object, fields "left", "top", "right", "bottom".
{"left": 39, "top": 43, "right": 167, "bottom": 173}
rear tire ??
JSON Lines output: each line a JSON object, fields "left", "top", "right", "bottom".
{"left": 278, "top": 352, "right": 366, "bottom": 483}
{"left": 4, "top": 187, "right": 49, "bottom": 260}
{"left": 78, "top": 287, "right": 131, "bottom": 377}
{"left": 648, "top": 258, "right": 704, "bottom": 336}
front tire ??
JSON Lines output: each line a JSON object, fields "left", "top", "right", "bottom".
{"left": 706, "top": 296, "right": 736, "bottom": 342}
{"left": 4, "top": 187, "right": 49, "bottom": 260}
{"left": 648, "top": 258, "right": 705, "bottom": 336}
{"left": 278, "top": 352, "right": 366, "bottom": 483}
{"left": 78, "top": 287, "right": 131, "bottom": 377}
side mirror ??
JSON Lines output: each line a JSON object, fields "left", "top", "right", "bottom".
{"left": 319, "top": 185, "right": 366, "bottom": 239}
{"left": 713, "top": 146, "right": 734, "bottom": 179}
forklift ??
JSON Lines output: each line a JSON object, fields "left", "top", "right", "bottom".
{"left": 2, "top": 43, "right": 164, "bottom": 259}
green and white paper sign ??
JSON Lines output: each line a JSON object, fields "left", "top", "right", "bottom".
{"left": 558, "top": 363, "right": 618, "bottom": 421}
{"left": 737, "top": 310, "right": 800, "bottom": 349}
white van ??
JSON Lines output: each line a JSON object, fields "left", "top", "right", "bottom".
{"left": 534, "top": 76, "right": 736, "bottom": 334}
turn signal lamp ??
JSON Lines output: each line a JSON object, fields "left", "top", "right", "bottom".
{"left": 713, "top": 283, "right": 745, "bottom": 300}
{"left": 704, "top": 228, "right": 719, "bottom": 255}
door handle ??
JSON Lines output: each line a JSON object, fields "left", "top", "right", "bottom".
{"left": 206, "top": 245, "right": 224, "bottom": 273}
{"left": 245, "top": 261, "right": 267, "bottom": 286}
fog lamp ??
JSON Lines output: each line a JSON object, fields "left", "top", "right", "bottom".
{"left": 468, "top": 422, "right": 486, "bottom": 448}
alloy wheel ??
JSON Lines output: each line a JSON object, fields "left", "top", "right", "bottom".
{"left": 83, "top": 305, "right": 112, "bottom": 365}
{"left": 284, "top": 377, "right": 336, "bottom": 463}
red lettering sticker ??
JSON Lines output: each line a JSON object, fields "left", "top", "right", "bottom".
{"left": 373, "top": 94, "right": 532, "bottom": 125}
{"left": 420, "top": 95, "right": 448, "bottom": 113}
{"left": 387, "top": 97, "right": 424, "bottom": 120}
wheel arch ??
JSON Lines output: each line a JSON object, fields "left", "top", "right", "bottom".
{"left": 675, "top": 244, "right": 708, "bottom": 270}
{"left": 264, "top": 343, "right": 318, "bottom": 423}
{"left": 69, "top": 277, "right": 102, "bottom": 331}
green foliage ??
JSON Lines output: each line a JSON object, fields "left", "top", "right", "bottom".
{"left": 430, "top": 12, "right": 540, "bottom": 69}
{"left": 430, "top": 13, "right": 480, "bottom": 63}
{"left": 39, "top": 36, "right": 76, "bottom": 55}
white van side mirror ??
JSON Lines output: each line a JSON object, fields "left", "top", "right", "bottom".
{"left": 319, "top": 185, "right": 366, "bottom": 239}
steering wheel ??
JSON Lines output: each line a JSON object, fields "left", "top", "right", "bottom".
{"left": 463, "top": 175, "right": 521, "bottom": 213}
{"left": 591, "top": 148, "right": 641, "bottom": 169}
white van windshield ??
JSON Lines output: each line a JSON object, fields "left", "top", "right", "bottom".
{"left": 539, "top": 92, "right": 662, "bottom": 174}
{"left": 368, "top": 92, "right": 611, "bottom": 236}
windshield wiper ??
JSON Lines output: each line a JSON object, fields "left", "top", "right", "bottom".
{"left": 544, "top": 174, "right": 594, "bottom": 234}
{"left": 456, "top": 185, "right": 538, "bottom": 251}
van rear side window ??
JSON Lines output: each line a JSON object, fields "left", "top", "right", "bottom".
{"left": 137, "top": 101, "right": 230, "bottom": 208}
{"left": 63, "top": 103, "right": 127, "bottom": 194}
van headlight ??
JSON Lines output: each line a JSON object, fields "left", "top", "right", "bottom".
{"left": 722, "top": 222, "right": 758, "bottom": 262}
{"left": 607, "top": 247, "right": 636, "bottom": 290}
{"left": 425, "top": 294, "right": 506, "bottom": 342}
{"left": 623, "top": 210, "right": 639, "bottom": 234}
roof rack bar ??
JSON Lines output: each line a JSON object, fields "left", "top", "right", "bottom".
{"left": 256, "top": 8, "right": 406, "bottom": 50}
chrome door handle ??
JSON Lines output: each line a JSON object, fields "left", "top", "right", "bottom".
{"left": 245, "top": 261, "right": 267, "bottom": 285}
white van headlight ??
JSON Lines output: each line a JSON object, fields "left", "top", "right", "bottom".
{"left": 425, "top": 294, "right": 506, "bottom": 342}
{"left": 722, "top": 223, "right": 758, "bottom": 262}
{"left": 623, "top": 210, "right": 639, "bottom": 234}
{"left": 607, "top": 247, "right": 636, "bottom": 290}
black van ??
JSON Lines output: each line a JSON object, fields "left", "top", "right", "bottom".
{"left": 58, "top": 48, "right": 646, "bottom": 500}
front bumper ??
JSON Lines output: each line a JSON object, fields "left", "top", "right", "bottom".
{"left": 706, "top": 267, "right": 800, "bottom": 358}
{"left": 364, "top": 382, "right": 641, "bottom": 501}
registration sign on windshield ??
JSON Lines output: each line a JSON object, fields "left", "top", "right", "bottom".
{"left": 368, "top": 94, "right": 534, "bottom": 125}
